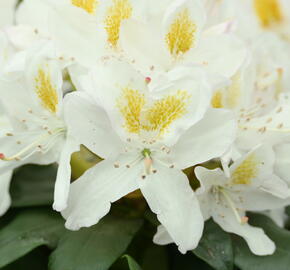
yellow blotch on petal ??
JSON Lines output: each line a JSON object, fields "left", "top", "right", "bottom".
{"left": 226, "top": 72, "right": 241, "bottom": 109}
{"left": 117, "top": 87, "right": 146, "bottom": 134}
{"left": 104, "top": 0, "right": 133, "bottom": 48}
{"left": 71, "top": 0, "right": 98, "bottom": 14}
{"left": 117, "top": 88, "right": 191, "bottom": 136}
{"left": 254, "top": 0, "right": 283, "bottom": 28}
{"left": 35, "top": 69, "right": 58, "bottom": 114}
{"left": 211, "top": 91, "right": 223, "bottom": 108}
{"left": 143, "top": 90, "right": 191, "bottom": 135}
{"left": 166, "top": 8, "right": 196, "bottom": 57}
{"left": 231, "top": 154, "right": 259, "bottom": 185}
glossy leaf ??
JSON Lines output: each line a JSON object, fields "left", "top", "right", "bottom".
{"left": 123, "top": 255, "right": 142, "bottom": 270}
{"left": 0, "top": 209, "right": 65, "bottom": 268}
{"left": 49, "top": 215, "right": 143, "bottom": 270}
{"left": 193, "top": 219, "right": 233, "bottom": 270}
{"left": 10, "top": 164, "right": 57, "bottom": 207}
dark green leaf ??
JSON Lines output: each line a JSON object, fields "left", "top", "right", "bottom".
{"left": 10, "top": 164, "right": 57, "bottom": 207}
{"left": 0, "top": 209, "right": 65, "bottom": 268}
{"left": 193, "top": 219, "right": 233, "bottom": 270}
{"left": 142, "top": 245, "right": 169, "bottom": 270}
{"left": 170, "top": 246, "right": 213, "bottom": 270}
{"left": 123, "top": 255, "right": 142, "bottom": 270}
{"left": 2, "top": 247, "right": 50, "bottom": 270}
{"left": 49, "top": 215, "right": 143, "bottom": 270}
{"left": 233, "top": 213, "right": 290, "bottom": 270}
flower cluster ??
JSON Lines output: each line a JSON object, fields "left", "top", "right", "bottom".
{"left": 0, "top": 0, "right": 290, "bottom": 257}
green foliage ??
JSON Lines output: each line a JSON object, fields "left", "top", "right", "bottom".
{"left": 0, "top": 208, "right": 65, "bottom": 268}
{"left": 1, "top": 164, "right": 290, "bottom": 270}
{"left": 123, "top": 255, "right": 142, "bottom": 270}
{"left": 10, "top": 164, "right": 57, "bottom": 207}
{"left": 49, "top": 215, "right": 143, "bottom": 270}
{"left": 193, "top": 219, "right": 234, "bottom": 270}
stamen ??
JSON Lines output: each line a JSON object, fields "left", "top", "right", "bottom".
{"left": 1, "top": 128, "right": 65, "bottom": 162}
{"left": 220, "top": 188, "right": 245, "bottom": 224}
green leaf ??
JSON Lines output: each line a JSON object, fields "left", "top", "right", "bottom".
{"left": 2, "top": 247, "right": 50, "bottom": 270}
{"left": 123, "top": 255, "right": 142, "bottom": 270}
{"left": 233, "top": 213, "right": 290, "bottom": 270}
{"left": 142, "top": 245, "right": 169, "bottom": 270}
{"left": 10, "top": 164, "right": 57, "bottom": 207}
{"left": 193, "top": 219, "right": 233, "bottom": 270}
{"left": 0, "top": 208, "right": 65, "bottom": 268}
{"left": 49, "top": 215, "right": 143, "bottom": 270}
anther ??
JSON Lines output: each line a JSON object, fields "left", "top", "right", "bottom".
{"left": 169, "top": 164, "right": 175, "bottom": 169}
{"left": 266, "top": 117, "right": 272, "bottom": 123}
{"left": 126, "top": 164, "right": 130, "bottom": 168}
{"left": 258, "top": 126, "right": 267, "bottom": 133}
{"left": 6, "top": 133, "right": 13, "bottom": 136}
{"left": 141, "top": 175, "right": 146, "bottom": 179}
{"left": 276, "top": 107, "right": 283, "bottom": 113}
{"left": 152, "top": 169, "right": 157, "bottom": 174}
{"left": 145, "top": 77, "right": 151, "bottom": 84}
{"left": 277, "top": 123, "right": 284, "bottom": 129}
{"left": 241, "top": 216, "right": 249, "bottom": 224}
{"left": 114, "top": 163, "right": 120, "bottom": 168}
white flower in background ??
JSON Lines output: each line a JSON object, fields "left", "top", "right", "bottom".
{"left": 62, "top": 58, "right": 236, "bottom": 253}
{"left": 0, "top": 43, "right": 78, "bottom": 214}
{"left": 195, "top": 145, "right": 290, "bottom": 255}
{"left": 119, "top": 0, "right": 246, "bottom": 85}
{"left": 205, "top": 0, "right": 290, "bottom": 42}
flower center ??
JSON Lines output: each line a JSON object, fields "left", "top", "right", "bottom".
{"left": 116, "top": 87, "right": 191, "bottom": 139}
{"left": 254, "top": 0, "right": 284, "bottom": 28}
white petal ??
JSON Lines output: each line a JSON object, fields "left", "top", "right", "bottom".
{"left": 16, "top": 0, "right": 51, "bottom": 36}
{"left": 62, "top": 157, "right": 141, "bottom": 230}
{"left": 120, "top": 19, "right": 171, "bottom": 74}
{"left": 64, "top": 91, "right": 123, "bottom": 158}
{"left": 191, "top": 33, "right": 246, "bottom": 78}
{"left": 0, "top": 171, "right": 13, "bottom": 216}
{"left": 153, "top": 225, "right": 174, "bottom": 246}
{"left": 0, "top": 0, "right": 17, "bottom": 27}
{"left": 53, "top": 136, "right": 79, "bottom": 212}
{"left": 162, "top": 0, "right": 206, "bottom": 53}
{"left": 234, "top": 188, "right": 290, "bottom": 211}
{"left": 149, "top": 66, "right": 211, "bottom": 146}
{"left": 83, "top": 58, "right": 148, "bottom": 141}
{"left": 48, "top": 1, "right": 105, "bottom": 67}
{"left": 212, "top": 206, "right": 275, "bottom": 256}
{"left": 274, "top": 143, "right": 290, "bottom": 183}
{"left": 139, "top": 163, "right": 204, "bottom": 253}
{"left": 172, "top": 108, "right": 236, "bottom": 169}
{"left": 25, "top": 42, "right": 63, "bottom": 115}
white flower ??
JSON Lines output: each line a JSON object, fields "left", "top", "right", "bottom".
{"left": 0, "top": 43, "right": 78, "bottom": 213}
{"left": 195, "top": 145, "right": 290, "bottom": 255}
{"left": 62, "top": 58, "right": 236, "bottom": 253}
{"left": 206, "top": 0, "right": 290, "bottom": 42}
{"left": 34, "top": 0, "right": 145, "bottom": 67}
{"left": 119, "top": 0, "right": 246, "bottom": 83}
{"left": 0, "top": 0, "right": 17, "bottom": 28}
